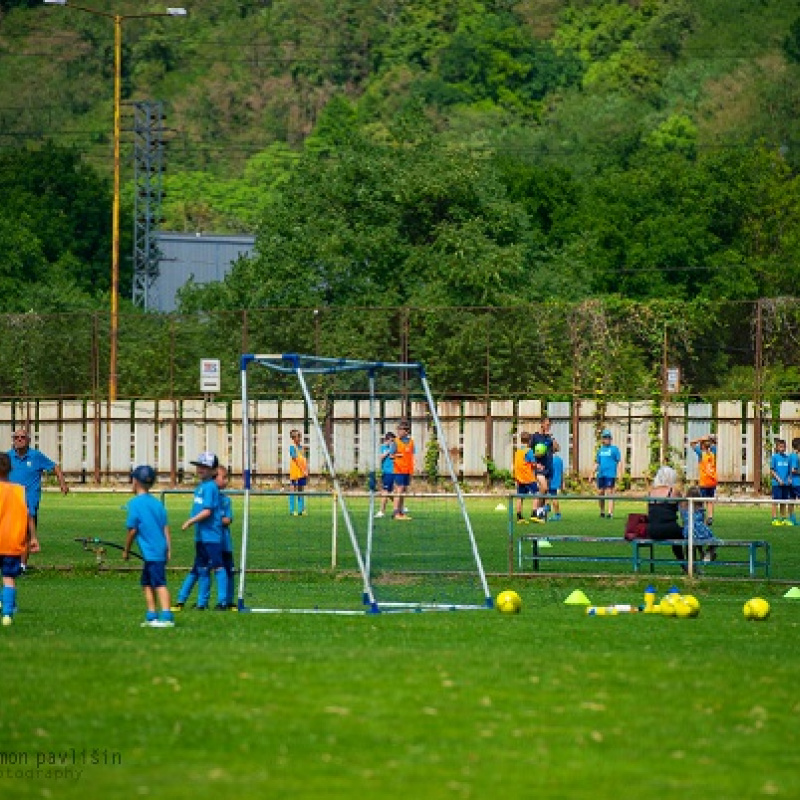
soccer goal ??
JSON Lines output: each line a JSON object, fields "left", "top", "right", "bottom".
{"left": 237, "top": 353, "right": 493, "bottom": 614}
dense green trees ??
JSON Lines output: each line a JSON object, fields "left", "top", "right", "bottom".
{"left": 0, "top": 147, "right": 114, "bottom": 311}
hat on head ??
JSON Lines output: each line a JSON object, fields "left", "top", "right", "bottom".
{"left": 601, "top": 429, "right": 612, "bottom": 438}
{"left": 131, "top": 465, "right": 156, "bottom": 486}
{"left": 190, "top": 452, "right": 219, "bottom": 468}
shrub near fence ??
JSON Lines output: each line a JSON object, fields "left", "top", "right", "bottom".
{"left": 4, "top": 298, "right": 800, "bottom": 400}
{"left": 4, "top": 397, "right": 800, "bottom": 487}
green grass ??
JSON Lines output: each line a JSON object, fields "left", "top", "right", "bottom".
{"left": 3, "top": 492, "right": 800, "bottom": 799}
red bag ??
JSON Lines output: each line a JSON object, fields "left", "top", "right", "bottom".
{"left": 624, "top": 513, "right": 649, "bottom": 540}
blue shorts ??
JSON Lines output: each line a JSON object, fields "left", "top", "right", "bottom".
{"left": 699, "top": 486, "right": 716, "bottom": 499}
{"left": 382, "top": 474, "right": 396, "bottom": 493}
{"left": 199, "top": 541, "right": 225, "bottom": 570}
{"left": 772, "top": 485, "right": 791, "bottom": 501}
{"left": 516, "top": 483, "right": 538, "bottom": 495}
{"left": 0, "top": 555, "right": 23, "bottom": 578}
{"left": 291, "top": 478, "right": 307, "bottom": 489}
{"left": 547, "top": 486, "right": 561, "bottom": 496}
{"left": 597, "top": 476, "right": 616, "bottom": 490}
{"left": 140, "top": 560, "right": 167, "bottom": 588}
{"left": 394, "top": 473, "right": 411, "bottom": 488}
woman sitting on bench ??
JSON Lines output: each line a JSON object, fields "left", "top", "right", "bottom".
{"left": 647, "top": 465, "right": 687, "bottom": 566}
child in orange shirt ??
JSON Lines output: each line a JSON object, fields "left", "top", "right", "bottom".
{"left": 0, "top": 452, "right": 32, "bottom": 626}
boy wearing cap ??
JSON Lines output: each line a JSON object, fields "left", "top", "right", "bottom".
{"left": 123, "top": 465, "right": 174, "bottom": 628}
{"left": 592, "top": 430, "right": 621, "bottom": 519}
{"left": 0, "top": 452, "right": 32, "bottom": 626}
{"left": 179, "top": 452, "right": 228, "bottom": 609}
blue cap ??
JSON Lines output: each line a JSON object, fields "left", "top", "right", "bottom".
{"left": 131, "top": 465, "right": 156, "bottom": 486}
{"left": 601, "top": 429, "right": 612, "bottom": 438}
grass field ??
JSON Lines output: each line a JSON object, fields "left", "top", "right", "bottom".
{"left": 2, "top": 492, "right": 799, "bottom": 799}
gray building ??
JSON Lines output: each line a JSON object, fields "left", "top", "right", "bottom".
{"left": 153, "top": 232, "right": 256, "bottom": 312}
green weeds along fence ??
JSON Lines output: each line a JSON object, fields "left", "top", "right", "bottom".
{"left": 4, "top": 298, "right": 800, "bottom": 400}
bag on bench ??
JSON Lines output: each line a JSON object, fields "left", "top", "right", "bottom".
{"left": 624, "top": 513, "right": 649, "bottom": 541}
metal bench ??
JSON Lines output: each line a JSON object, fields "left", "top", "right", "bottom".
{"left": 517, "top": 535, "right": 771, "bottom": 577}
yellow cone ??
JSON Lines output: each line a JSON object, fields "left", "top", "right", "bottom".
{"left": 564, "top": 589, "right": 591, "bottom": 606}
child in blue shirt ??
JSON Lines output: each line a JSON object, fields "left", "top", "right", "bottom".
{"left": 549, "top": 451, "right": 564, "bottom": 521}
{"left": 375, "top": 432, "right": 396, "bottom": 519}
{"left": 789, "top": 438, "right": 800, "bottom": 526}
{"left": 592, "top": 430, "right": 621, "bottom": 519}
{"left": 681, "top": 486, "right": 719, "bottom": 564}
{"left": 123, "top": 465, "right": 174, "bottom": 628}
{"left": 216, "top": 466, "right": 236, "bottom": 609}
{"left": 770, "top": 439, "right": 792, "bottom": 525}
{"left": 176, "top": 452, "right": 228, "bottom": 610}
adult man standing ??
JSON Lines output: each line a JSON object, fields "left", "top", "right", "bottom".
{"left": 8, "top": 428, "right": 69, "bottom": 554}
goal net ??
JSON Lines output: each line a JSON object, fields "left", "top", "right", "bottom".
{"left": 236, "top": 353, "right": 493, "bottom": 614}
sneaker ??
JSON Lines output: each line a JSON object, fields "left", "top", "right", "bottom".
{"left": 2, "top": 615, "right": 12, "bottom": 627}
{"left": 516, "top": 517, "right": 529, "bottom": 525}
{"left": 706, "top": 518, "right": 713, "bottom": 526}
{"left": 771, "top": 518, "right": 782, "bottom": 526}
{"left": 140, "top": 619, "right": 159, "bottom": 628}
{"left": 192, "top": 604, "right": 208, "bottom": 610}
{"left": 530, "top": 516, "right": 545, "bottom": 525}
{"left": 393, "top": 514, "right": 412, "bottom": 521}
{"left": 374, "top": 512, "right": 385, "bottom": 519}
{"left": 600, "top": 513, "right": 606, "bottom": 519}
{"left": 214, "top": 603, "right": 229, "bottom": 611}
{"left": 151, "top": 619, "right": 175, "bottom": 628}
{"left": 551, "top": 514, "right": 561, "bottom": 522}
{"left": 782, "top": 519, "right": 793, "bottom": 526}
{"left": 170, "top": 602, "right": 185, "bottom": 612}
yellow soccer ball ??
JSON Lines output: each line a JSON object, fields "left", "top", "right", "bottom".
{"left": 674, "top": 601, "right": 693, "bottom": 618}
{"left": 682, "top": 595, "right": 700, "bottom": 618}
{"left": 744, "top": 598, "right": 770, "bottom": 621}
{"left": 660, "top": 598, "right": 676, "bottom": 617}
{"left": 496, "top": 590, "right": 522, "bottom": 615}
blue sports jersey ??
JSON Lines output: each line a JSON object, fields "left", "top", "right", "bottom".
{"left": 550, "top": 454, "right": 564, "bottom": 491}
{"left": 8, "top": 448, "right": 56, "bottom": 514}
{"left": 380, "top": 443, "right": 395, "bottom": 475}
{"left": 126, "top": 493, "right": 169, "bottom": 562}
{"left": 192, "top": 478, "right": 222, "bottom": 544}
{"left": 596, "top": 445, "right": 621, "bottom": 479}
{"left": 790, "top": 452, "right": 800, "bottom": 488}
{"left": 771, "top": 452, "right": 791, "bottom": 486}
{"left": 220, "top": 493, "right": 234, "bottom": 552}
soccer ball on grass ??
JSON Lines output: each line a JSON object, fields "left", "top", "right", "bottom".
{"left": 743, "top": 598, "right": 770, "bottom": 621}
{"left": 496, "top": 590, "right": 522, "bottom": 615}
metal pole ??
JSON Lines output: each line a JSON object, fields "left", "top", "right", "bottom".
{"left": 109, "top": 14, "right": 121, "bottom": 402}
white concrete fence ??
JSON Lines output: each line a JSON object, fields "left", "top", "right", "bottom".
{"left": 2, "top": 398, "right": 797, "bottom": 486}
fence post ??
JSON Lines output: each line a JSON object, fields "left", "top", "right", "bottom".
{"left": 754, "top": 300, "right": 763, "bottom": 491}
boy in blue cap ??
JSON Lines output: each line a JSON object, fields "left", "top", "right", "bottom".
{"left": 592, "top": 429, "right": 621, "bottom": 519}
{"left": 123, "top": 465, "right": 174, "bottom": 628}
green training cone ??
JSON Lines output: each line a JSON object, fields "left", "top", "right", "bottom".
{"left": 538, "top": 539, "right": 553, "bottom": 549}
{"left": 783, "top": 586, "right": 800, "bottom": 599}
{"left": 564, "top": 589, "right": 591, "bottom": 605}
{"left": 495, "top": 503, "right": 506, "bottom": 511}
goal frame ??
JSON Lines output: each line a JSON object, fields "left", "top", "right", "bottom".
{"left": 236, "top": 353, "right": 493, "bottom": 613}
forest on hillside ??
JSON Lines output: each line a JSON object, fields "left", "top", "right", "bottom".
{"left": 0, "top": 1, "right": 799, "bottom": 314}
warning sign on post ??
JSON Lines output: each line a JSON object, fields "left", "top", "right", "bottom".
{"left": 200, "top": 359, "right": 221, "bottom": 393}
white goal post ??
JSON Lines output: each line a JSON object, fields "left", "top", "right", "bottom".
{"left": 236, "top": 353, "right": 493, "bottom": 613}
